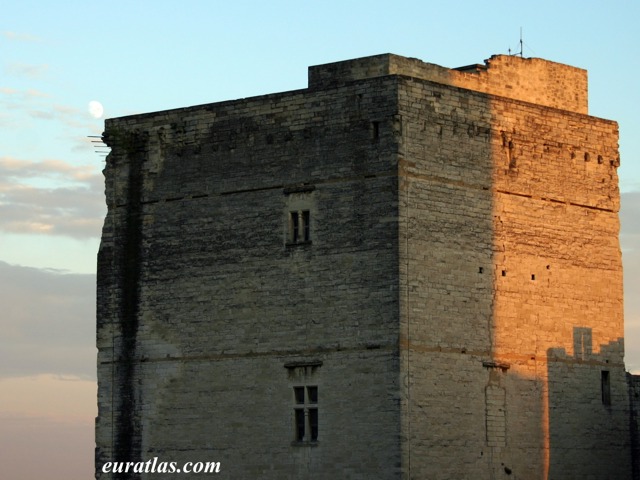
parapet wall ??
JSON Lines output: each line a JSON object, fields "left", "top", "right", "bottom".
{"left": 309, "top": 53, "right": 588, "bottom": 114}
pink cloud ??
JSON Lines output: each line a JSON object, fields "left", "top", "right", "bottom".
{"left": 0, "top": 157, "right": 105, "bottom": 239}
{"left": 2, "top": 31, "right": 40, "bottom": 42}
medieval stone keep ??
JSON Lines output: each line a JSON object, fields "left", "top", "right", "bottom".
{"left": 97, "top": 53, "right": 639, "bottom": 479}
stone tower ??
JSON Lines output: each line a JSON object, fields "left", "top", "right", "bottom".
{"left": 97, "top": 53, "right": 633, "bottom": 479}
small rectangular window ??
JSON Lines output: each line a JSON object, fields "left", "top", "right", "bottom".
{"left": 288, "top": 210, "right": 311, "bottom": 244}
{"left": 290, "top": 211, "right": 299, "bottom": 243}
{"left": 302, "top": 210, "right": 310, "bottom": 242}
{"left": 307, "top": 386, "right": 317, "bottom": 404}
{"left": 601, "top": 370, "right": 611, "bottom": 405}
{"left": 293, "top": 385, "right": 318, "bottom": 442}
{"left": 372, "top": 121, "right": 380, "bottom": 140}
{"left": 309, "top": 408, "right": 318, "bottom": 441}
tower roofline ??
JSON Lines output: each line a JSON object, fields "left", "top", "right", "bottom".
{"left": 309, "top": 53, "right": 588, "bottom": 114}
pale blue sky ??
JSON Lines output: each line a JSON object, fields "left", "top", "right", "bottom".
{"left": 1, "top": 2, "right": 638, "bottom": 479}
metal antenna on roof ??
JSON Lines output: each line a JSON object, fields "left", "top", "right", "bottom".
{"left": 519, "top": 27, "right": 524, "bottom": 57}
{"left": 509, "top": 28, "right": 525, "bottom": 57}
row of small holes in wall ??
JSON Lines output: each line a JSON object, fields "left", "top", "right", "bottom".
{"left": 576, "top": 151, "right": 618, "bottom": 167}
{"left": 505, "top": 138, "right": 618, "bottom": 168}
{"left": 478, "top": 265, "right": 551, "bottom": 280}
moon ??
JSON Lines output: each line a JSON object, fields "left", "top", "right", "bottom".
{"left": 88, "top": 100, "right": 104, "bottom": 119}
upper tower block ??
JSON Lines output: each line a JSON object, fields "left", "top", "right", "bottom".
{"left": 309, "top": 53, "right": 588, "bottom": 114}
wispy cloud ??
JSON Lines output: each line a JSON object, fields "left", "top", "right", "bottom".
{"left": 0, "top": 87, "right": 49, "bottom": 100}
{"left": 26, "top": 103, "right": 94, "bottom": 129}
{"left": 0, "top": 87, "right": 54, "bottom": 129}
{"left": 0, "top": 87, "right": 19, "bottom": 95}
{"left": 0, "top": 87, "right": 100, "bottom": 134}
{"left": 2, "top": 31, "right": 40, "bottom": 42}
{"left": 0, "top": 86, "right": 50, "bottom": 104}
{"left": 0, "top": 157, "right": 104, "bottom": 239}
{"left": 0, "top": 157, "right": 97, "bottom": 180}
{"left": 5, "top": 62, "right": 49, "bottom": 79}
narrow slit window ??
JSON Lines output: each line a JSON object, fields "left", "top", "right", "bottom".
{"left": 302, "top": 210, "right": 310, "bottom": 242}
{"left": 290, "top": 211, "right": 299, "bottom": 243}
{"left": 295, "top": 409, "right": 306, "bottom": 441}
{"left": 601, "top": 370, "right": 611, "bottom": 405}
{"left": 309, "top": 408, "right": 319, "bottom": 441}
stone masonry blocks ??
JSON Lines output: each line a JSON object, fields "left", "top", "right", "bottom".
{"left": 98, "top": 53, "right": 636, "bottom": 479}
